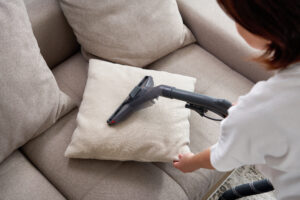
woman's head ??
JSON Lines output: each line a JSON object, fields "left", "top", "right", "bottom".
{"left": 217, "top": 0, "right": 300, "bottom": 70}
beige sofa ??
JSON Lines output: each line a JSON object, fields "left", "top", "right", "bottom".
{"left": 0, "top": 0, "right": 272, "bottom": 199}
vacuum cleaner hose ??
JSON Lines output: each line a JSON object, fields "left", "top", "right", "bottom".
{"left": 159, "top": 85, "right": 232, "bottom": 118}
{"left": 218, "top": 179, "right": 274, "bottom": 200}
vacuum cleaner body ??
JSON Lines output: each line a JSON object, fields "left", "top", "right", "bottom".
{"left": 107, "top": 76, "right": 232, "bottom": 125}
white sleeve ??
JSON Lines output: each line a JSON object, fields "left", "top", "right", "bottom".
{"left": 210, "top": 81, "right": 288, "bottom": 172}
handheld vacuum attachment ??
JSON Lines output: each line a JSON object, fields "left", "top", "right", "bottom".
{"left": 107, "top": 76, "right": 232, "bottom": 125}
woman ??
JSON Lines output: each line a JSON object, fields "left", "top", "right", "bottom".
{"left": 173, "top": 1, "right": 300, "bottom": 199}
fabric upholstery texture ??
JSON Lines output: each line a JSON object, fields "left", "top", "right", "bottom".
{"left": 59, "top": 0, "right": 195, "bottom": 67}
{"left": 0, "top": 0, "right": 75, "bottom": 163}
{"left": 22, "top": 110, "right": 188, "bottom": 200}
{"left": 23, "top": 44, "right": 254, "bottom": 200}
{"left": 147, "top": 44, "right": 254, "bottom": 199}
{"left": 65, "top": 59, "right": 196, "bottom": 162}
{"left": 0, "top": 151, "right": 65, "bottom": 200}
{"left": 177, "top": 0, "right": 273, "bottom": 83}
{"left": 1, "top": 0, "right": 262, "bottom": 198}
{"left": 52, "top": 52, "right": 89, "bottom": 105}
{"left": 24, "top": 0, "right": 79, "bottom": 68}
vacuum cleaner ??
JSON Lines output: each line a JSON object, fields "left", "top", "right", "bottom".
{"left": 107, "top": 76, "right": 231, "bottom": 125}
{"left": 107, "top": 75, "right": 274, "bottom": 199}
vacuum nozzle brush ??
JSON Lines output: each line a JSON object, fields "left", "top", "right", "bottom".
{"left": 107, "top": 76, "right": 155, "bottom": 125}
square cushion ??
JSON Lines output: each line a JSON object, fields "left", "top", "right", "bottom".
{"left": 0, "top": 0, "right": 75, "bottom": 163}
{"left": 59, "top": 0, "right": 195, "bottom": 67}
{"left": 65, "top": 59, "right": 196, "bottom": 162}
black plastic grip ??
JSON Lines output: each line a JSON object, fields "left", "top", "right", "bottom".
{"left": 159, "top": 85, "right": 232, "bottom": 118}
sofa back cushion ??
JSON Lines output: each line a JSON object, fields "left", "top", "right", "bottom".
{"left": 0, "top": 0, "right": 75, "bottom": 163}
{"left": 60, "top": 0, "right": 195, "bottom": 67}
{"left": 24, "top": 0, "right": 79, "bottom": 68}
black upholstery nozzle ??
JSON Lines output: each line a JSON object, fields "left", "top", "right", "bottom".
{"left": 107, "top": 76, "right": 155, "bottom": 125}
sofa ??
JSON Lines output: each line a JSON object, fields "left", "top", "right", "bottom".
{"left": 0, "top": 0, "right": 272, "bottom": 199}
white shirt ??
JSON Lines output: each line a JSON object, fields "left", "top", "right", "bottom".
{"left": 210, "top": 63, "right": 300, "bottom": 200}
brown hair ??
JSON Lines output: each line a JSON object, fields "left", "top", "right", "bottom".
{"left": 217, "top": 0, "right": 300, "bottom": 70}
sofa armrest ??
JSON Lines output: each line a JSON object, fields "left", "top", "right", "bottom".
{"left": 177, "top": 0, "right": 273, "bottom": 83}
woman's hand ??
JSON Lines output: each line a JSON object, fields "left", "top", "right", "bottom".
{"left": 173, "top": 153, "right": 198, "bottom": 173}
{"left": 173, "top": 148, "right": 215, "bottom": 173}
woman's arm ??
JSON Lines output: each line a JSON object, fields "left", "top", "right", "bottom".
{"left": 173, "top": 147, "right": 215, "bottom": 173}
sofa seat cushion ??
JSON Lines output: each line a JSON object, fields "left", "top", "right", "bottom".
{"left": 22, "top": 43, "right": 253, "bottom": 200}
{"left": 0, "top": 151, "right": 65, "bottom": 200}
{"left": 22, "top": 110, "right": 188, "bottom": 200}
{"left": 50, "top": 53, "right": 89, "bottom": 105}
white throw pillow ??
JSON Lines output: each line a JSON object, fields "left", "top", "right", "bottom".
{"left": 65, "top": 59, "right": 196, "bottom": 162}
{"left": 59, "top": 0, "right": 195, "bottom": 67}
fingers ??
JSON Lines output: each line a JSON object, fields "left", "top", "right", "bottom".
{"left": 173, "top": 161, "right": 178, "bottom": 167}
{"left": 173, "top": 153, "right": 198, "bottom": 173}
{"left": 173, "top": 161, "right": 190, "bottom": 173}
{"left": 173, "top": 154, "right": 182, "bottom": 163}
{"left": 173, "top": 155, "right": 181, "bottom": 168}
{"left": 173, "top": 160, "right": 181, "bottom": 171}
{"left": 173, "top": 161, "right": 178, "bottom": 168}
